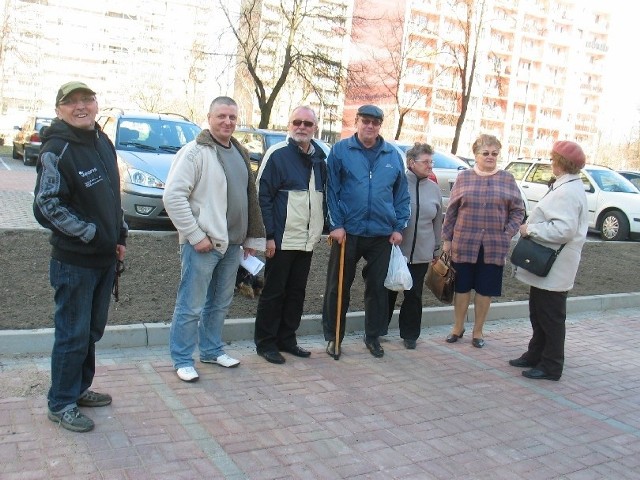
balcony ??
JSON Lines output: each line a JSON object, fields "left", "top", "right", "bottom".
{"left": 585, "top": 40, "right": 608, "bottom": 53}
{"left": 580, "top": 83, "right": 603, "bottom": 93}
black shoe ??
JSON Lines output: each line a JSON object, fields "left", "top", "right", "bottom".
{"left": 326, "top": 341, "right": 336, "bottom": 357}
{"left": 258, "top": 350, "right": 286, "bottom": 364}
{"left": 522, "top": 368, "right": 560, "bottom": 381}
{"left": 364, "top": 337, "right": 384, "bottom": 358}
{"left": 280, "top": 345, "right": 311, "bottom": 358}
{"left": 509, "top": 357, "right": 535, "bottom": 368}
{"left": 403, "top": 339, "right": 416, "bottom": 349}
{"left": 446, "top": 329, "right": 465, "bottom": 343}
{"left": 472, "top": 338, "right": 485, "bottom": 348}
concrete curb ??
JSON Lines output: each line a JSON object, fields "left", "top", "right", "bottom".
{"left": 3, "top": 292, "right": 640, "bottom": 355}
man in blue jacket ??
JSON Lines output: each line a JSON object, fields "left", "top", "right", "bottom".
{"left": 323, "top": 105, "right": 410, "bottom": 358}
{"left": 33, "top": 81, "right": 127, "bottom": 432}
{"left": 254, "top": 106, "right": 327, "bottom": 364}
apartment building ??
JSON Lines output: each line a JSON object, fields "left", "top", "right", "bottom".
{"left": 0, "top": 0, "right": 236, "bottom": 123}
{"left": 345, "top": 0, "right": 611, "bottom": 159}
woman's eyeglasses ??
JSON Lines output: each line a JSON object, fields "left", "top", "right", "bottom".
{"left": 291, "top": 119, "right": 315, "bottom": 128}
{"left": 480, "top": 151, "right": 500, "bottom": 157}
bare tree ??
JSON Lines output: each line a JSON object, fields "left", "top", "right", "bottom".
{"left": 0, "top": 0, "right": 12, "bottom": 114}
{"left": 358, "top": 11, "right": 441, "bottom": 140}
{"left": 438, "top": 0, "right": 488, "bottom": 154}
{"left": 182, "top": 41, "right": 209, "bottom": 121}
{"left": 217, "top": 0, "right": 348, "bottom": 128}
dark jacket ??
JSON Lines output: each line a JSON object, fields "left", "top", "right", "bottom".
{"left": 256, "top": 138, "right": 327, "bottom": 251}
{"left": 33, "top": 118, "right": 127, "bottom": 268}
{"left": 326, "top": 134, "right": 410, "bottom": 237}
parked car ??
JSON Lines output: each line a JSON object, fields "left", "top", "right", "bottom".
{"left": 617, "top": 171, "right": 640, "bottom": 191}
{"left": 96, "top": 109, "right": 201, "bottom": 227}
{"left": 12, "top": 116, "right": 54, "bottom": 165}
{"left": 234, "top": 127, "right": 330, "bottom": 171}
{"left": 505, "top": 158, "right": 640, "bottom": 241}
{"left": 392, "top": 142, "right": 470, "bottom": 209}
{"left": 457, "top": 155, "right": 475, "bottom": 167}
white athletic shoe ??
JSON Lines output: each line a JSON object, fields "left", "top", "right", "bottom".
{"left": 176, "top": 366, "right": 199, "bottom": 382}
{"left": 201, "top": 354, "right": 240, "bottom": 368}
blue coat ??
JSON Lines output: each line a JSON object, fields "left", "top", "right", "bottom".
{"left": 326, "top": 135, "right": 410, "bottom": 237}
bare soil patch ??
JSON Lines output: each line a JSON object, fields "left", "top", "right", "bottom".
{"left": 2, "top": 229, "right": 639, "bottom": 330}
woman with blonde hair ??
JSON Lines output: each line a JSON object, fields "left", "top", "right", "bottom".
{"left": 442, "top": 134, "right": 525, "bottom": 348}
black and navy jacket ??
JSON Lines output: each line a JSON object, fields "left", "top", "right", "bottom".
{"left": 33, "top": 119, "right": 127, "bottom": 268}
{"left": 256, "top": 137, "right": 327, "bottom": 251}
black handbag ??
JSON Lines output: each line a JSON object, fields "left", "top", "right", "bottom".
{"left": 510, "top": 236, "right": 565, "bottom": 277}
{"left": 425, "top": 252, "right": 456, "bottom": 304}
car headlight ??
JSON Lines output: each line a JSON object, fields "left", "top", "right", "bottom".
{"left": 127, "top": 168, "right": 165, "bottom": 188}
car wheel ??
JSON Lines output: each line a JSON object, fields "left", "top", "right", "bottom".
{"left": 12, "top": 145, "right": 19, "bottom": 159}
{"left": 23, "top": 151, "right": 31, "bottom": 166}
{"left": 600, "top": 210, "right": 629, "bottom": 241}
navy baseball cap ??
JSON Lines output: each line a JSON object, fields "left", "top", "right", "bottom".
{"left": 357, "top": 105, "right": 384, "bottom": 121}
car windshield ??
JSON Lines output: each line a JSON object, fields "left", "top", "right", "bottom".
{"left": 35, "top": 118, "right": 53, "bottom": 131}
{"left": 117, "top": 119, "right": 200, "bottom": 152}
{"left": 395, "top": 144, "right": 468, "bottom": 170}
{"left": 433, "top": 152, "right": 468, "bottom": 170}
{"left": 265, "top": 133, "right": 287, "bottom": 149}
{"left": 586, "top": 169, "right": 638, "bottom": 194}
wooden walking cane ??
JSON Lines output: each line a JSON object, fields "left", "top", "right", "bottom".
{"left": 334, "top": 236, "right": 346, "bottom": 360}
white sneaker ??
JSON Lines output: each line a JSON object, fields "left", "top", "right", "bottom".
{"left": 201, "top": 354, "right": 240, "bottom": 368}
{"left": 176, "top": 366, "right": 199, "bottom": 382}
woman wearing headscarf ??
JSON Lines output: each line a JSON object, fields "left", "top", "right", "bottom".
{"left": 442, "top": 134, "right": 525, "bottom": 348}
{"left": 509, "top": 141, "right": 588, "bottom": 381}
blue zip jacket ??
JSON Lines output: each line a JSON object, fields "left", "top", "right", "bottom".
{"left": 326, "top": 134, "right": 410, "bottom": 236}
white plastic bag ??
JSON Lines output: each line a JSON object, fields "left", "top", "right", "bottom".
{"left": 384, "top": 245, "right": 413, "bottom": 291}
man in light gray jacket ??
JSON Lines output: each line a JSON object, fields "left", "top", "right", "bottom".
{"left": 163, "top": 96, "right": 265, "bottom": 382}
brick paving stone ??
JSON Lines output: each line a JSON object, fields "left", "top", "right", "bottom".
{"left": 2, "top": 305, "right": 640, "bottom": 478}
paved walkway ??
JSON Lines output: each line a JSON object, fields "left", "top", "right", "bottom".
{"left": 1, "top": 309, "right": 640, "bottom": 479}
{"left": 0, "top": 157, "right": 42, "bottom": 229}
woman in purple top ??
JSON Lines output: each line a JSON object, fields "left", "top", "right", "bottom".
{"left": 442, "top": 134, "right": 525, "bottom": 348}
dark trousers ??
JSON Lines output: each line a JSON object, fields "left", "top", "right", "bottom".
{"left": 521, "top": 286, "right": 568, "bottom": 377}
{"left": 387, "top": 262, "right": 430, "bottom": 341}
{"left": 48, "top": 259, "right": 115, "bottom": 413}
{"left": 254, "top": 250, "right": 313, "bottom": 353}
{"left": 322, "top": 235, "right": 391, "bottom": 342}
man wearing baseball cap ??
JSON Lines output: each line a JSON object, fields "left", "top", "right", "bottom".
{"left": 322, "top": 104, "right": 410, "bottom": 359}
{"left": 33, "top": 81, "right": 127, "bottom": 431}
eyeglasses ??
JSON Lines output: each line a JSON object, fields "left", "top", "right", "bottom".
{"left": 291, "top": 119, "right": 315, "bottom": 128}
{"left": 359, "top": 117, "right": 382, "bottom": 127}
{"left": 480, "top": 151, "right": 500, "bottom": 157}
{"left": 58, "top": 96, "right": 96, "bottom": 107}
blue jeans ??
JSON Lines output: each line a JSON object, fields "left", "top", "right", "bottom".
{"left": 48, "top": 259, "right": 115, "bottom": 413}
{"left": 170, "top": 243, "right": 241, "bottom": 369}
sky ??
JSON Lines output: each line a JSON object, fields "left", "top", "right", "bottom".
{"left": 600, "top": 0, "right": 640, "bottom": 143}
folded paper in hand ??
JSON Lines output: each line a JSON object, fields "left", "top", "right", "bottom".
{"left": 239, "top": 251, "right": 265, "bottom": 276}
